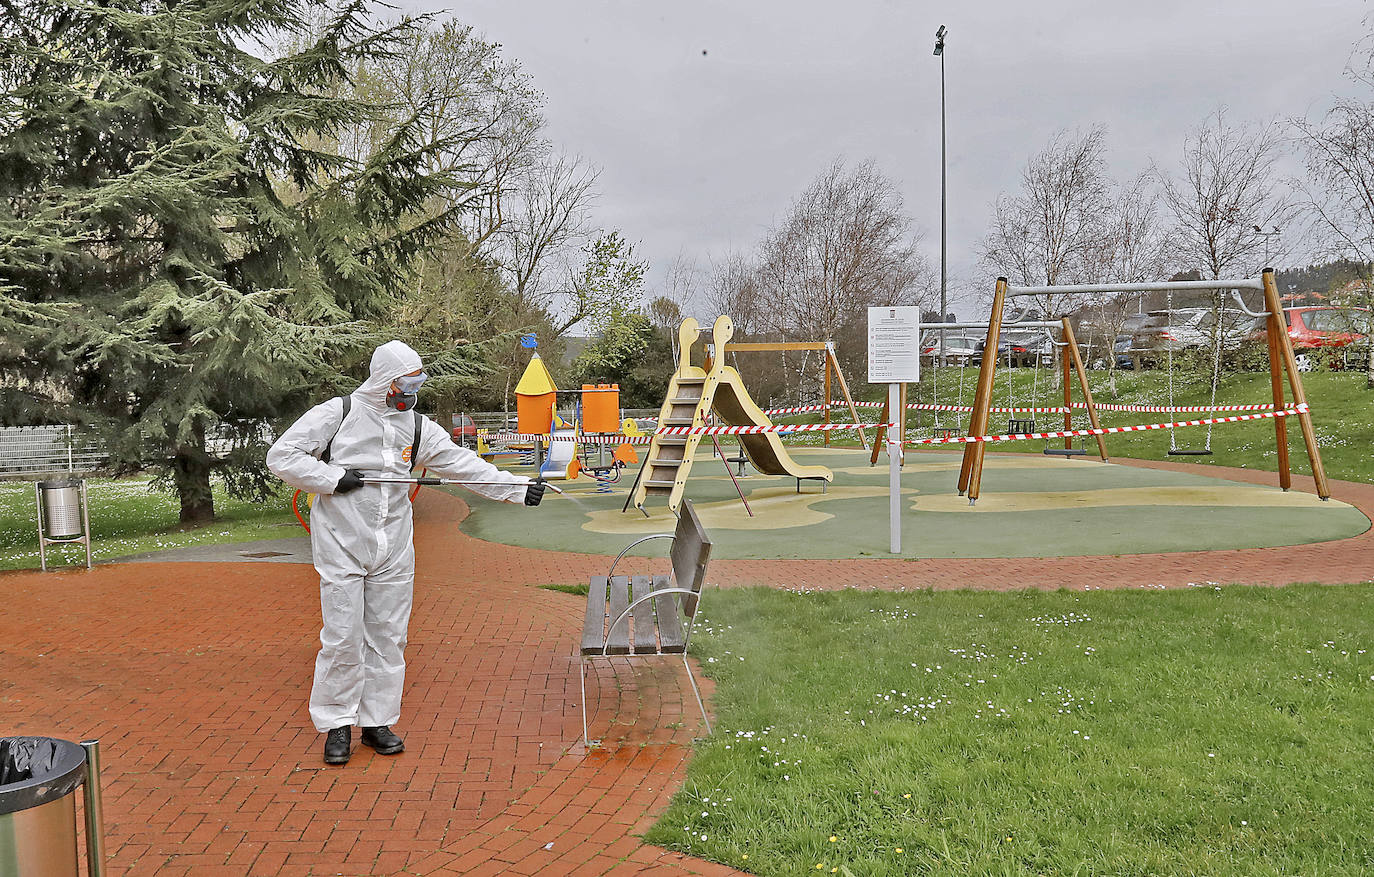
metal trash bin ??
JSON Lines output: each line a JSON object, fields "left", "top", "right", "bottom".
{"left": 37, "top": 481, "right": 83, "bottom": 539}
{"left": 34, "top": 480, "right": 92, "bottom": 572}
{"left": 0, "top": 737, "right": 104, "bottom": 877}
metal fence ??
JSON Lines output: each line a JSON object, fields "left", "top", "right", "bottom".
{"left": 0, "top": 408, "right": 664, "bottom": 479}
{"left": 0, "top": 426, "right": 109, "bottom": 478}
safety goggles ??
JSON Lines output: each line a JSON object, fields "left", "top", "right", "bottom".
{"left": 394, "top": 372, "right": 428, "bottom": 394}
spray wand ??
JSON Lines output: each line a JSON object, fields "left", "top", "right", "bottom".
{"left": 361, "top": 476, "right": 564, "bottom": 494}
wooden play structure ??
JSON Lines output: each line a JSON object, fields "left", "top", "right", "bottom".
{"left": 720, "top": 338, "right": 867, "bottom": 449}
{"left": 959, "top": 269, "right": 1331, "bottom": 504}
{"left": 628, "top": 316, "right": 838, "bottom": 515}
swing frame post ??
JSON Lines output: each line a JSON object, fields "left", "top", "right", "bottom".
{"left": 1061, "top": 318, "right": 1108, "bottom": 461}
{"left": 961, "top": 277, "right": 1008, "bottom": 502}
{"left": 869, "top": 394, "right": 889, "bottom": 466}
{"left": 1265, "top": 300, "right": 1293, "bottom": 490}
{"left": 823, "top": 353, "right": 832, "bottom": 447}
{"left": 1061, "top": 327, "right": 1073, "bottom": 451}
{"left": 1262, "top": 269, "right": 1329, "bottom": 499}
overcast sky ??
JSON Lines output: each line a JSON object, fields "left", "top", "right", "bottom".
{"left": 404, "top": 0, "right": 1366, "bottom": 318}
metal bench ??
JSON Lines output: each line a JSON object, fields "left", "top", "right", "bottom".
{"left": 579, "top": 499, "right": 713, "bottom": 747}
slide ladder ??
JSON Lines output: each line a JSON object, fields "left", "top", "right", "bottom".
{"left": 630, "top": 315, "right": 832, "bottom": 515}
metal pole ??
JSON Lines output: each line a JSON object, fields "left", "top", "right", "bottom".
{"left": 937, "top": 25, "right": 948, "bottom": 371}
{"left": 80, "top": 739, "right": 106, "bottom": 877}
{"left": 81, "top": 479, "right": 92, "bottom": 569}
{"left": 888, "top": 382, "right": 902, "bottom": 554}
{"left": 35, "top": 482, "right": 46, "bottom": 572}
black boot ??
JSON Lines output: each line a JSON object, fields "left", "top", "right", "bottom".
{"left": 323, "top": 726, "right": 351, "bottom": 765}
{"left": 360, "top": 725, "right": 405, "bottom": 755}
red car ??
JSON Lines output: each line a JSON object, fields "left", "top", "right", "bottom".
{"left": 451, "top": 414, "right": 478, "bottom": 449}
{"left": 1280, "top": 307, "right": 1369, "bottom": 371}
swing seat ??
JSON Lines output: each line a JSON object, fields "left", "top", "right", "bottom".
{"left": 1167, "top": 448, "right": 1214, "bottom": 456}
{"left": 1043, "top": 447, "right": 1087, "bottom": 457}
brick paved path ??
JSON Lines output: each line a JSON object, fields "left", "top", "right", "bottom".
{"left": 2, "top": 460, "right": 1370, "bottom": 875}
{"left": 2, "top": 490, "right": 739, "bottom": 876}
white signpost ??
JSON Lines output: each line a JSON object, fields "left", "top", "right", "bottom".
{"left": 867, "top": 307, "right": 921, "bottom": 554}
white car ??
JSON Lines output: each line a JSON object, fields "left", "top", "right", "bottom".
{"left": 921, "top": 333, "right": 982, "bottom": 366}
{"left": 1133, "top": 308, "right": 1260, "bottom": 355}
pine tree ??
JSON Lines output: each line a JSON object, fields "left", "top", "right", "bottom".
{"left": 0, "top": 0, "right": 462, "bottom": 521}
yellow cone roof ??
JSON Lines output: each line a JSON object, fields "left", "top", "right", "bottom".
{"left": 514, "top": 352, "right": 558, "bottom": 396}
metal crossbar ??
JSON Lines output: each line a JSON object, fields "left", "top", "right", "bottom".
{"left": 1008, "top": 278, "right": 1264, "bottom": 296}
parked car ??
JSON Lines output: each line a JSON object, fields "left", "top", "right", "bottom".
{"left": 1273, "top": 306, "right": 1370, "bottom": 371}
{"left": 451, "top": 413, "right": 478, "bottom": 449}
{"left": 1129, "top": 308, "right": 1262, "bottom": 366}
{"left": 920, "top": 333, "right": 981, "bottom": 366}
{"left": 1113, "top": 334, "right": 1135, "bottom": 370}
{"left": 976, "top": 331, "right": 1053, "bottom": 367}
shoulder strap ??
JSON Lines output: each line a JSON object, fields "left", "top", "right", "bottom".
{"left": 411, "top": 410, "right": 423, "bottom": 472}
{"left": 321, "top": 396, "right": 351, "bottom": 464}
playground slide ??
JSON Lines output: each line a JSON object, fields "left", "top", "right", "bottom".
{"left": 539, "top": 429, "right": 579, "bottom": 479}
{"left": 711, "top": 367, "right": 833, "bottom": 483}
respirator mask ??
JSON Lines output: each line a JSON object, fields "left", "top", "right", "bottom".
{"left": 386, "top": 371, "right": 428, "bottom": 412}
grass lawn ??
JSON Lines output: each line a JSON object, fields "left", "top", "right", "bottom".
{"left": 0, "top": 477, "right": 300, "bottom": 571}
{"left": 648, "top": 584, "right": 1374, "bottom": 876}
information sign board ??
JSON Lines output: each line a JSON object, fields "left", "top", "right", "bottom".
{"left": 867, "top": 307, "right": 922, "bottom": 383}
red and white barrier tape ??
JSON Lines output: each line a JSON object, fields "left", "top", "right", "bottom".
{"left": 484, "top": 433, "right": 654, "bottom": 444}
{"left": 903, "top": 404, "right": 1309, "bottom": 446}
{"left": 1068, "top": 401, "right": 1286, "bottom": 413}
{"left": 655, "top": 422, "right": 892, "bottom": 436}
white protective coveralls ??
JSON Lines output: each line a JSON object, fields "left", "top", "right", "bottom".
{"left": 267, "top": 341, "right": 530, "bottom": 732}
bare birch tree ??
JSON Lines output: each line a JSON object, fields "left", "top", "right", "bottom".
{"left": 1079, "top": 174, "right": 1172, "bottom": 382}
{"left": 1156, "top": 109, "right": 1292, "bottom": 282}
{"left": 1294, "top": 100, "right": 1374, "bottom": 387}
{"left": 755, "top": 159, "right": 931, "bottom": 338}
{"left": 979, "top": 127, "right": 1114, "bottom": 318}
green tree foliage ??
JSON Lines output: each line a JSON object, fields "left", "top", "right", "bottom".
{"left": 568, "top": 231, "right": 667, "bottom": 404}
{"left": 0, "top": 0, "right": 463, "bottom": 521}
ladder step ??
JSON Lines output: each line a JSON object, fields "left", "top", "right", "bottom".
{"left": 644, "top": 479, "right": 678, "bottom": 489}
{"left": 655, "top": 436, "right": 688, "bottom": 446}
{"left": 676, "top": 377, "right": 705, "bottom": 384}
{"left": 662, "top": 418, "right": 694, "bottom": 426}
{"left": 647, "top": 458, "right": 683, "bottom": 468}
{"left": 669, "top": 397, "right": 701, "bottom": 405}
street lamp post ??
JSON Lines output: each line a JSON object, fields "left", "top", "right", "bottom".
{"left": 934, "top": 25, "right": 947, "bottom": 370}
{"left": 1252, "top": 225, "right": 1280, "bottom": 269}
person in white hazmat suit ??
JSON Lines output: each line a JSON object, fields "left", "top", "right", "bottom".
{"left": 267, "top": 340, "right": 544, "bottom": 765}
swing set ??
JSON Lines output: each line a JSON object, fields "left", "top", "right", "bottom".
{"left": 871, "top": 316, "right": 1105, "bottom": 463}
{"left": 958, "top": 269, "right": 1330, "bottom": 505}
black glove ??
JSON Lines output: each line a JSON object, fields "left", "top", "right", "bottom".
{"left": 335, "top": 468, "right": 365, "bottom": 494}
{"left": 524, "top": 481, "right": 546, "bottom": 507}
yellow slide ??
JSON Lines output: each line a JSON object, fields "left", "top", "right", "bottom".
{"left": 712, "top": 367, "right": 833, "bottom": 483}
{"left": 632, "top": 315, "right": 832, "bottom": 515}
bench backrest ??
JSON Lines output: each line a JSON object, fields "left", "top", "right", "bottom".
{"left": 670, "top": 500, "right": 712, "bottom": 619}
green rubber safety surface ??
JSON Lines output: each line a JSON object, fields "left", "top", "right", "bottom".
{"left": 456, "top": 447, "right": 1369, "bottom": 560}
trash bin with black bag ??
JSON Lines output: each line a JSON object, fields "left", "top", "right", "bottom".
{"left": 0, "top": 736, "right": 105, "bottom": 877}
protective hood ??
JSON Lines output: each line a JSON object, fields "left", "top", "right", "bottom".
{"left": 354, "top": 341, "right": 424, "bottom": 409}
